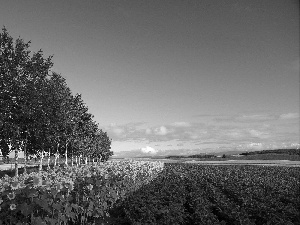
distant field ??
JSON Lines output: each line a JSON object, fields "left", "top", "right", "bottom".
{"left": 111, "top": 153, "right": 300, "bottom": 162}
{"left": 109, "top": 158, "right": 300, "bottom": 167}
{"left": 183, "top": 159, "right": 300, "bottom": 167}
{"left": 167, "top": 153, "right": 300, "bottom": 161}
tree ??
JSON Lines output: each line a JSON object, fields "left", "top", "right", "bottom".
{"left": 0, "top": 138, "right": 9, "bottom": 162}
{"left": 1, "top": 27, "right": 113, "bottom": 175}
{"left": 1, "top": 27, "right": 53, "bottom": 175}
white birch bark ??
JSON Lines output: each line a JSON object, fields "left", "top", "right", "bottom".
{"left": 39, "top": 150, "right": 44, "bottom": 172}
{"left": 65, "top": 142, "right": 68, "bottom": 166}
{"left": 54, "top": 143, "right": 59, "bottom": 167}
{"left": 47, "top": 148, "right": 51, "bottom": 170}
{"left": 15, "top": 147, "right": 18, "bottom": 177}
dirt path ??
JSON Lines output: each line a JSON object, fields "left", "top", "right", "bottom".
{"left": 0, "top": 163, "right": 39, "bottom": 171}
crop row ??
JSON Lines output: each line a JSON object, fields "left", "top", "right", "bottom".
{"left": 0, "top": 160, "right": 164, "bottom": 225}
{"left": 112, "top": 163, "right": 300, "bottom": 225}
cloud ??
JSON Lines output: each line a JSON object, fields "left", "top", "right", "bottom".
{"left": 145, "top": 128, "right": 152, "bottom": 135}
{"left": 184, "top": 132, "right": 199, "bottom": 140}
{"left": 214, "top": 112, "right": 298, "bottom": 124}
{"left": 111, "top": 127, "right": 124, "bottom": 136}
{"left": 279, "top": 113, "right": 299, "bottom": 120}
{"left": 242, "top": 142, "right": 264, "bottom": 150}
{"left": 236, "top": 114, "right": 277, "bottom": 122}
{"left": 249, "top": 129, "right": 270, "bottom": 139}
{"left": 140, "top": 146, "right": 158, "bottom": 154}
{"left": 104, "top": 122, "right": 148, "bottom": 141}
{"left": 142, "top": 122, "right": 212, "bottom": 142}
{"left": 111, "top": 138, "right": 300, "bottom": 158}
{"left": 213, "top": 124, "right": 274, "bottom": 143}
{"left": 215, "top": 114, "right": 277, "bottom": 123}
{"left": 225, "top": 130, "right": 248, "bottom": 139}
{"left": 155, "top": 126, "right": 168, "bottom": 135}
{"left": 235, "top": 142, "right": 300, "bottom": 151}
{"left": 193, "top": 114, "right": 228, "bottom": 117}
{"left": 105, "top": 117, "right": 296, "bottom": 150}
{"left": 170, "top": 122, "right": 191, "bottom": 127}
{"left": 105, "top": 121, "right": 210, "bottom": 142}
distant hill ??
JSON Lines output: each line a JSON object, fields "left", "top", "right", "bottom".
{"left": 111, "top": 148, "right": 300, "bottom": 160}
{"left": 240, "top": 148, "right": 300, "bottom": 156}
{"left": 164, "top": 149, "right": 300, "bottom": 159}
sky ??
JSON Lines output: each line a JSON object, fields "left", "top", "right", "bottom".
{"left": 1, "top": 0, "right": 299, "bottom": 157}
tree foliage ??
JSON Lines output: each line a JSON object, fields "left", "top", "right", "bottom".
{"left": 0, "top": 27, "right": 113, "bottom": 174}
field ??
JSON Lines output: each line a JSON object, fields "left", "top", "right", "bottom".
{"left": 183, "top": 160, "right": 300, "bottom": 167}
{"left": 0, "top": 161, "right": 299, "bottom": 224}
{"left": 107, "top": 163, "right": 300, "bottom": 224}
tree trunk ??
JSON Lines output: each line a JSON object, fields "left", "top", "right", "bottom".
{"left": 47, "top": 148, "right": 51, "bottom": 170}
{"left": 39, "top": 150, "right": 44, "bottom": 172}
{"left": 71, "top": 149, "right": 73, "bottom": 166}
{"left": 54, "top": 143, "right": 59, "bottom": 167}
{"left": 65, "top": 142, "right": 68, "bottom": 166}
{"left": 14, "top": 147, "right": 18, "bottom": 177}
{"left": 23, "top": 139, "right": 27, "bottom": 174}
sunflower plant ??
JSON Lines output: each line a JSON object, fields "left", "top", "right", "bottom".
{"left": 0, "top": 160, "right": 164, "bottom": 224}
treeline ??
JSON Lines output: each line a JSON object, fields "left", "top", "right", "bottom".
{"left": 166, "top": 148, "right": 300, "bottom": 159}
{"left": 240, "top": 149, "right": 300, "bottom": 156}
{"left": 0, "top": 27, "right": 113, "bottom": 175}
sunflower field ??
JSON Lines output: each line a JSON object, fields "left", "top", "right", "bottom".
{"left": 0, "top": 162, "right": 299, "bottom": 224}
{"left": 0, "top": 160, "right": 164, "bottom": 224}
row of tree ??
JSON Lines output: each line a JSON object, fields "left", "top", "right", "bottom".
{"left": 0, "top": 27, "right": 113, "bottom": 176}
{"left": 240, "top": 149, "right": 300, "bottom": 156}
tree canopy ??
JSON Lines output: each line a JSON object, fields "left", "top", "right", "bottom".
{"left": 0, "top": 27, "right": 113, "bottom": 166}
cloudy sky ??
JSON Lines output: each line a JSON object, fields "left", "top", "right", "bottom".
{"left": 1, "top": 0, "right": 299, "bottom": 157}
